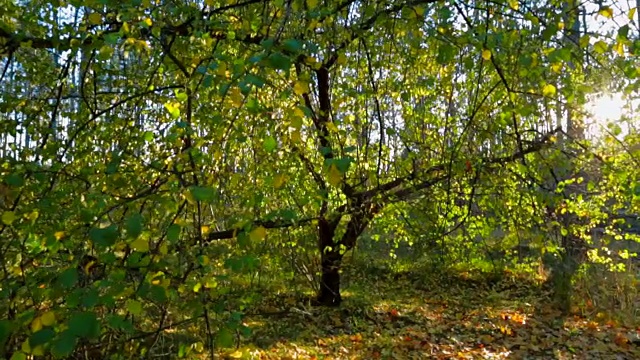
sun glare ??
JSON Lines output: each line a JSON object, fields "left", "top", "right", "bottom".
{"left": 585, "top": 93, "right": 627, "bottom": 138}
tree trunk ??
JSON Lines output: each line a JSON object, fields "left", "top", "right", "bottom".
{"left": 316, "top": 218, "right": 342, "bottom": 306}
{"left": 317, "top": 251, "right": 342, "bottom": 306}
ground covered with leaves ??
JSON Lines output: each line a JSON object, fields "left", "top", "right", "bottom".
{"left": 216, "top": 271, "right": 639, "bottom": 360}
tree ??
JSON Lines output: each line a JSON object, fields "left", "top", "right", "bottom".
{"left": 0, "top": 0, "right": 636, "bottom": 357}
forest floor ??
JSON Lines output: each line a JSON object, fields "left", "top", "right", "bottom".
{"left": 213, "top": 269, "right": 640, "bottom": 360}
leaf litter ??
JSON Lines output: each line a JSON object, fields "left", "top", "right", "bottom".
{"left": 224, "top": 271, "right": 639, "bottom": 360}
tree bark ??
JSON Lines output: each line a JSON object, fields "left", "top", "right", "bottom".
{"left": 316, "top": 217, "right": 342, "bottom": 306}
{"left": 315, "top": 204, "right": 380, "bottom": 306}
{"left": 317, "top": 250, "right": 343, "bottom": 306}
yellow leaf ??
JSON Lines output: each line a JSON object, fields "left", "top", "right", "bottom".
{"left": 40, "top": 311, "right": 56, "bottom": 326}
{"left": 306, "top": 0, "right": 318, "bottom": 9}
{"left": 229, "top": 350, "right": 244, "bottom": 359}
{"left": 305, "top": 56, "right": 320, "bottom": 69}
{"left": 99, "top": 45, "right": 114, "bottom": 59}
{"left": 32, "top": 346, "right": 44, "bottom": 356}
{"left": 327, "top": 164, "right": 342, "bottom": 187}
{"left": 183, "top": 190, "right": 196, "bottom": 205}
{"left": 21, "top": 339, "right": 30, "bottom": 353}
{"left": 143, "top": 18, "right": 153, "bottom": 27}
{"left": 83, "top": 258, "right": 97, "bottom": 275}
{"left": 336, "top": 53, "right": 347, "bottom": 65}
{"left": 54, "top": 231, "right": 65, "bottom": 240}
{"left": 326, "top": 122, "right": 339, "bottom": 132}
{"left": 26, "top": 210, "right": 38, "bottom": 222}
{"left": 249, "top": 226, "right": 267, "bottom": 242}
{"left": 291, "top": 130, "right": 302, "bottom": 143}
{"left": 291, "top": 116, "right": 303, "bottom": 129}
{"left": 273, "top": 174, "right": 287, "bottom": 189}
{"left": 2, "top": 211, "right": 16, "bottom": 225}
{"left": 229, "top": 87, "right": 244, "bottom": 107}
{"left": 204, "top": 278, "right": 217, "bottom": 288}
{"left": 216, "top": 62, "right": 227, "bottom": 76}
{"left": 598, "top": 7, "right": 613, "bottom": 19}
{"left": 629, "top": 7, "right": 637, "bottom": 22}
{"left": 307, "top": 19, "right": 319, "bottom": 31}
{"left": 542, "top": 83, "right": 556, "bottom": 97}
{"left": 87, "top": 13, "right": 102, "bottom": 25}
{"left": 159, "top": 243, "right": 168, "bottom": 255}
{"left": 293, "top": 81, "right": 309, "bottom": 95}
{"left": 30, "top": 316, "right": 43, "bottom": 332}
{"left": 292, "top": 107, "right": 306, "bottom": 119}
{"left": 201, "top": 225, "right": 210, "bottom": 236}
{"left": 130, "top": 237, "right": 149, "bottom": 252}
{"left": 481, "top": 49, "right": 491, "bottom": 60}
{"left": 614, "top": 41, "right": 624, "bottom": 56}
{"left": 508, "top": 0, "right": 519, "bottom": 10}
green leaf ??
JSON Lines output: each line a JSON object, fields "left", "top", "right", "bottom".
{"left": 29, "top": 328, "right": 55, "bottom": 347}
{"left": 125, "top": 213, "right": 144, "bottom": 239}
{"left": 436, "top": 43, "right": 456, "bottom": 65}
{"left": 5, "top": 173, "right": 24, "bottom": 187}
{"left": 244, "top": 74, "right": 265, "bottom": 88}
{"left": 57, "top": 268, "right": 79, "bottom": 289}
{"left": 542, "top": 24, "right": 558, "bottom": 40}
{"left": 106, "top": 314, "right": 134, "bottom": 334}
{"left": 175, "top": 90, "right": 188, "bottom": 102}
{"left": 51, "top": 331, "right": 77, "bottom": 359}
{"left": 125, "top": 299, "right": 143, "bottom": 316}
{"left": 266, "top": 52, "right": 292, "bottom": 71}
{"left": 283, "top": 39, "right": 303, "bottom": 53}
{"left": 148, "top": 285, "right": 168, "bottom": 303}
{"left": 167, "top": 224, "right": 181, "bottom": 243}
{"left": 618, "top": 24, "right": 630, "bottom": 39}
{"left": 608, "top": 122, "right": 622, "bottom": 136}
{"left": 68, "top": 312, "right": 100, "bottom": 339}
{"left": 263, "top": 136, "right": 277, "bottom": 152}
{"left": 81, "top": 289, "right": 100, "bottom": 309}
{"left": 143, "top": 131, "right": 154, "bottom": 142}
{"left": 216, "top": 328, "right": 235, "bottom": 348}
{"left": 89, "top": 225, "right": 119, "bottom": 248}
{"left": 334, "top": 157, "right": 353, "bottom": 173}
{"left": 0, "top": 319, "right": 13, "bottom": 349}
{"left": 190, "top": 186, "right": 216, "bottom": 203}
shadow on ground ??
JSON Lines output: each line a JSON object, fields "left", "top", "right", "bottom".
{"left": 236, "top": 269, "right": 639, "bottom": 360}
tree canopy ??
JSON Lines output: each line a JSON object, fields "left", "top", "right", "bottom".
{"left": 0, "top": 0, "right": 638, "bottom": 358}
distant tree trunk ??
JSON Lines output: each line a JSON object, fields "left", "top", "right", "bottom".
{"left": 544, "top": 211, "right": 589, "bottom": 314}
